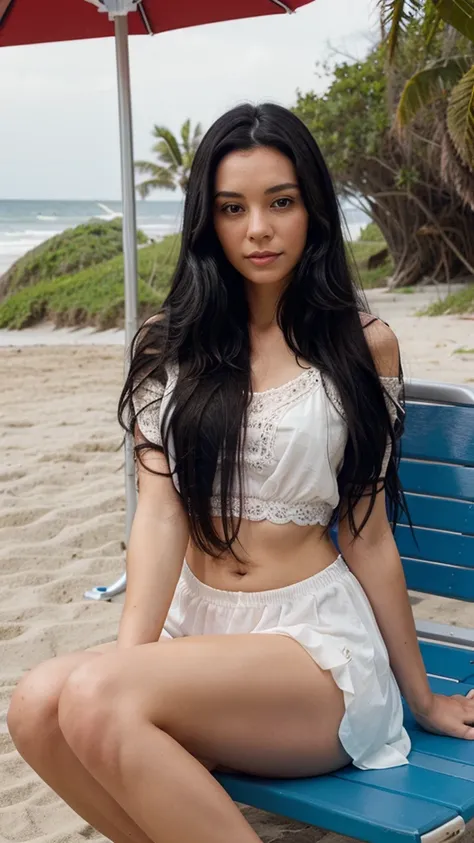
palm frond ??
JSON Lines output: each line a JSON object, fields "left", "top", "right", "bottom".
{"left": 441, "top": 124, "right": 474, "bottom": 207}
{"left": 136, "top": 177, "right": 176, "bottom": 199}
{"left": 378, "top": 0, "right": 424, "bottom": 62}
{"left": 396, "top": 55, "right": 472, "bottom": 126}
{"left": 433, "top": 0, "right": 474, "bottom": 42}
{"left": 180, "top": 119, "right": 191, "bottom": 153}
{"left": 192, "top": 122, "right": 203, "bottom": 150}
{"left": 134, "top": 160, "right": 173, "bottom": 178}
{"left": 151, "top": 126, "right": 182, "bottom": 168}
{"left": 446, "top": 63, "right": 474, "bottom": 169}
{"left": 151, "top": 139, "right": 180, "bottom": 169}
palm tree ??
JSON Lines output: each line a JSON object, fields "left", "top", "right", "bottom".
{"left": 379, "top": 0, "right": 474, "bottom": 179}
{"left": 135, "top": 119, "right": 203, "bottom": 198}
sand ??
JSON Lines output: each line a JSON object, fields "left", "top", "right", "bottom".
{"left": 0, "top": 288, "right": 473, "bottom": 843}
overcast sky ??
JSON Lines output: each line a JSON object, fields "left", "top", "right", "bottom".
{"left": 1, "top": 0, "right": 378, "bottom": 200}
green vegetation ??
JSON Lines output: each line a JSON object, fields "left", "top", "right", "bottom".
{"left": 293, "top": 4, "right": 474, "bottom": 288}
{"left": 419, "top": 283, "right": 474, "bottom": 315}
{"left": 348, "top": 222, "right": 394, "bottom": 289}
{"left": 0, "top": 235, "right": 180, "bottom": 330}
{"left": 357, "top": 222, "right": 386, "bottom": 243}
{"left": 135, "top": 119, "right": 203, "bottom": 197}
{"left": 384, "top": 1, "right": 474, "bottom": 171}
{"left": 0, "top": 219, "right": 147, "bottom": 300}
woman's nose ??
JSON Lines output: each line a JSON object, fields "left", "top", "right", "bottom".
{"left": 247, "top": 210, "right": 273, "bottom": 241}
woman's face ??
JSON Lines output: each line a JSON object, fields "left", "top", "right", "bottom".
{"left": 213, "top": 146, "right": 309, "bottom": 289}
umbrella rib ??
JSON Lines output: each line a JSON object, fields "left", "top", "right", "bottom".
{"left": 138, "top": 1, "right": 154, "bottom": 34}
{"left": 268, "top": 0, "right": 295, "bottom": 12}
{"left": 0, "top": 0, "right": 15, "bottom": 27}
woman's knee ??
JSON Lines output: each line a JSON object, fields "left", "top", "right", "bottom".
{"left": 58, "top": 658, "right": 129, "bottom": 770}
{"left": 7, "top": 651, "right": 102, "bottom": 755}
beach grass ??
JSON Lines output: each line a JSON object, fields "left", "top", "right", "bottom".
{"left": 0, "top": 235, "right": 180, "bottom": 330}
{"left": 418, "top": 283, "right": 474, "bottom": 316}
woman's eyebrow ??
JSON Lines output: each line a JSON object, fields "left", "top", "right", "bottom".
{"left": 265, "top": 182, "right": 299, "bottom": 195}
{"left": 214, "top": 183, "right": 299, "bottom": 200}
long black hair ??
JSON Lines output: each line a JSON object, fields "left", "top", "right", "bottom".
{"left": 118, "top": 102, "right": 410, "bottom": 559}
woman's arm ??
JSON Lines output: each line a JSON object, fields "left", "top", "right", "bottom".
{"left": 339, "top": 492, "right": 432, "bottom": 715}
{"left": 338, "top": 319, "right": 474, "bottom": 738}
{"left": 117, "top": 432, "right": 189, "bottom": 649}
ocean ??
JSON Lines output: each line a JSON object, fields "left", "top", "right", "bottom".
{"left": 0, "top": 198, "right": 369, "bottom": 276}
{"left": 0, "top": 199, "right": 184, "bottom": 276}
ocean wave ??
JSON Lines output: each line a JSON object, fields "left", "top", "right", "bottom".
{"left": 139, "top": 222, "right": 178, "bottom": 231}
{"left": 0, "top": 229, "right": 62, "bottom": 239}
{"left": 0, "top": 244, "right": 46, "bottom": 257}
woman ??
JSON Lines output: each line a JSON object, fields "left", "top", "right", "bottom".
{"left": 8, "top": 103, "right": 474, "bottom": 843}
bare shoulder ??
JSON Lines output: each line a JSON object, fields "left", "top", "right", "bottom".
{"left": 144, "top": 312, "right": 165, "bottom": 326}
{"left": 139, "top": 312, "right": 166, "bottom": 355}
{"left": 360, "top": 313, "right": 400, "bottom": 378}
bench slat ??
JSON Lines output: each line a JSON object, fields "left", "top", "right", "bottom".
{"left": 213, "top": 770, "right": 456, "bottom": 843}
{"left": 396, "top": 527, "right": 474, "bottom": 567}
{"left": 403, "top": 558, "right": 474, "bottom": 601}
{"left": 402, "top": 558, "right": 474, "bottom": 601}
{"left": 404, "top": 677, "right": 474, "bottom": 766}
{"left": 333, "top": 760, "right": 474, "bottom": 820}
{"left": 400, "top": 461, "right": 474, "bottom": 502}
{"left": 419, "top": 640, "right": 474, "bottom": 683}
{"left": 405, "top": 750, "right": 474, "bottom": 782}
{"left": 404, "top": 405, "right": 474, "bottom": 465}
{"left": 400, "top": 495, "right": 474, "bottom": 534}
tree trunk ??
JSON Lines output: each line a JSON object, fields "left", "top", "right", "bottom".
{"left": 347, "top": 127, "right": 474, "bottom": 288}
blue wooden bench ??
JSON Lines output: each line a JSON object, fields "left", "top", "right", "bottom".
{"left": 214, "top": 379, "right": 474, "bottom": 843}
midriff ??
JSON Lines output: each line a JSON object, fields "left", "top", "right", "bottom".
{"left": 185, "top": 517, "right": 340, "bottom": 592}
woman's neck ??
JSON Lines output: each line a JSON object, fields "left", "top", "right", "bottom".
{"left": 245, "top": 280, "right": 285, "bottom": 331}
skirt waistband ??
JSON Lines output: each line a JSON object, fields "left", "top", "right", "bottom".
{"left": 180, "top": 554, "right": 350, "bottom": 607}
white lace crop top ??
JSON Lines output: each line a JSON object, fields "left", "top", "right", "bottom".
{"left": 133, "top": 364, "right": 403, "bottom": 527}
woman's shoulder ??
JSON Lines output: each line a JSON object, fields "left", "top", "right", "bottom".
{"left": 359, "top": 312, "right": 400, "bottom": 380}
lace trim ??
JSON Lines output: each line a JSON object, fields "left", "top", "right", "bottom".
{"left": 210, "top": 495, "right": 333, "bottom": 526}
{"left": 247, "top": 368, "right": 321, "bottom": 472}
{"left": 322, "top": 374, "right": 402, "bottom": 421}
{"left": 380, "top": 376, "right": 403, "bottom": 424}
{"left": 132, "top": 376, "right": 165, "bottom": 445}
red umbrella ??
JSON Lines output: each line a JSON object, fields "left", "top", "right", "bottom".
{"left": 1, "top": 0, "right": 315, "bottom": 599}
{"left": 2, "top": 0, "right": 315, "bottom": 46}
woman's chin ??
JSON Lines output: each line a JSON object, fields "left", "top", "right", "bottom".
{"left": 243, "top": 271, "right": 289, "bottom": 287}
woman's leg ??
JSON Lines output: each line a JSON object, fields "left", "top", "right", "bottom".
{"left": 7, "top": 640, "right": 216, "bottom": 843}
{"left": 57, "top": 633, "right": 349, "bottom": 843}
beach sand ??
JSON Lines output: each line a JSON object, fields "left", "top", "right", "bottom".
{"left": 0, "top": 289, "right": 473, "bottom": 843}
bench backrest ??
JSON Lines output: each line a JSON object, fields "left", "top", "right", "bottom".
{"left": 397, "top": 380, "right": 474, "bottom": 602}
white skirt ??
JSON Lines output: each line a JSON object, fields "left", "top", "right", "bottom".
{"left": 162, "top": 554, "right": 411, "bottom": 770}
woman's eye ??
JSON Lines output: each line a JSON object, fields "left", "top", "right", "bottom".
{"left": 273, "top": 197, "right": 293, "bottom": 209}
{"left": 223, "top": 204, "right": 242, "bottom": 215}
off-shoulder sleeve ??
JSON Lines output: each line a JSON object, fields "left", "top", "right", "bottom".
{"left": 132, "top": 372, "right": 165, "bottom": 446}
{"left": 379, "top": 376, "right": 405, "bottom": 477}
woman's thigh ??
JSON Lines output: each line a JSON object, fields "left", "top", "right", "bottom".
{"left": 60, "top": 633, "right": 350, "bottom": 779}
{"left": 7, "top": 638, "right": 171, "bottom": 745}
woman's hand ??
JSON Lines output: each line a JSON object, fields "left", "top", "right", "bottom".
{"left": 413, "top": 690, "right": 474, "bottom": 739}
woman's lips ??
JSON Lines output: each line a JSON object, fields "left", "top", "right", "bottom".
{"left": 247, "top": 253, "right": 282, "bottom": 266}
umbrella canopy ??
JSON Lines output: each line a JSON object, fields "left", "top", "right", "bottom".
{"left": 0, "top": 0, "right": 315, "bottom": 47}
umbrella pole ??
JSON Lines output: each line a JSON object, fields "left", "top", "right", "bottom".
{"left": 84, "top": 13, "right": 137, "bottom": 601}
